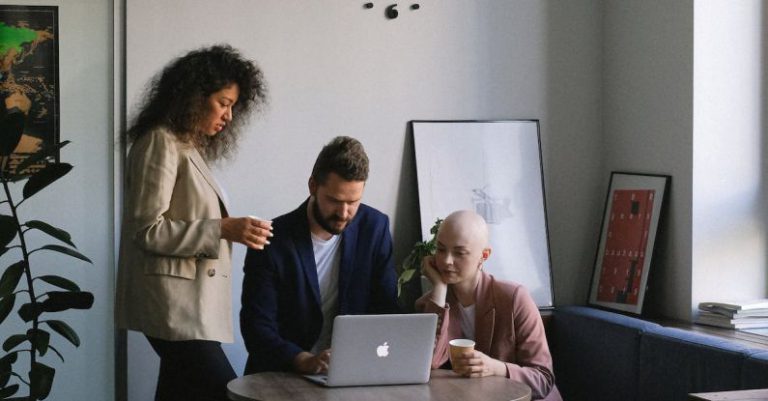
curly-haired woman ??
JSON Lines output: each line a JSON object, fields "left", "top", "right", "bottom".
{"left": 116, "top": 44, "right": 270, "bottom": 401}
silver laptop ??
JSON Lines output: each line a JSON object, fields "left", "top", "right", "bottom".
{"left": 304, "top": 313, "right": 437, "bottom": 387}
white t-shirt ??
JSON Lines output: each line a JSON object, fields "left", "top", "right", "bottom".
{"left": 310, "top": 232, "right": 341, "bottom": 354}
{"left": 459, "top": 303, "right": 476, "bottom": 341}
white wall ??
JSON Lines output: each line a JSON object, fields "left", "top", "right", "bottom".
{"left": 124, "top": 0, "right": 603, "bottom": 399}
{"left": 0, "top": 0, "right": 758, "bottom": 400}
{"left": 602, "top": 0, "right": 694, "bottom": 320}
{"left": 0, "top": 0, "right": 115, "bottom": 400}
{"left": 540, "top": 1, "right": 604, "bottom": 310}
{"left": 602, "top": 0, "right": 768, "bottom": 320}
{"left": 692, "top": 1, "right": 768, "bottom": 312}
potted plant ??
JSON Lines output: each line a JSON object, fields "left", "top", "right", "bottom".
{"left": 397, "top": 218, "right": 441, "bottom": 312}
{"left": 0, "top": 132, "right": 93, "bottom": 400}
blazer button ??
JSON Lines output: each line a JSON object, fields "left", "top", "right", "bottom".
{"left": 207, "top": 269, "right": 216, "bottom": 277}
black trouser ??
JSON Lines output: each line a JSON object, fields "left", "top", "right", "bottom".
{"left": 146, "top": 336, "right": 236, "bottom": 401}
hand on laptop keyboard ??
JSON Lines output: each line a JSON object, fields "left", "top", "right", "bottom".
{"left": 294, "top": 349, "right": 332, "bottom": 374}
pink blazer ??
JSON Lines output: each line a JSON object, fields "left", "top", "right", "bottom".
{"left": 416, "top": 271, "right": 562, "bottom": 401}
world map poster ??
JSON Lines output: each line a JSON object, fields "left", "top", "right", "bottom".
{"left": 0, "top": 5, "right": 58, "bottom": 174}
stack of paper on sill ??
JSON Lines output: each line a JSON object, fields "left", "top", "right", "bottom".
{"left": 696, "top": 299, "right": 768, "bottom": 330}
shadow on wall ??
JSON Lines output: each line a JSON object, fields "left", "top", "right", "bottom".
{"left": 542, "top": 0, "right": 604, "bottom": 309}
{"left": 392, "top": 122, "right": 421, "bottom": 312}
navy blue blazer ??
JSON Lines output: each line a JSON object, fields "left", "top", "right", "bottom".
{"left": 240, "top": 199, "right": 399, "bottom": 374}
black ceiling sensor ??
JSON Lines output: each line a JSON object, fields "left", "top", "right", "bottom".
{"left": 362, "top": 2, "right": 422, "bottom": 20}
{"left": 385, "top": 4, "right": 399, "bottom": 19}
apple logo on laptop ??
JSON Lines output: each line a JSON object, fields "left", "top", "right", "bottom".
{"left": 376, "top": 342, "right": 389, "bottom": 357}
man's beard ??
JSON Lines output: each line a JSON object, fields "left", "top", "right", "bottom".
{"left": 312, "top": 198, "right": 348, "bottom": 235}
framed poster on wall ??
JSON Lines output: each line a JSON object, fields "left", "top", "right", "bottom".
{"left": 412, "top": 120, "right": 554, "bottom": 308}
{"left": 588, "top": 172, "right": 669, "bottom": 314}
{"left": 0, "top": 5, "right": 60, "bottom": 175}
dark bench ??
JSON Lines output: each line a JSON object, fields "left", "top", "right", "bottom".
{"left": 549, "top": 306, "right": 768, "bottom": 401}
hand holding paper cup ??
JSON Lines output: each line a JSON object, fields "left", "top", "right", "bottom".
{"left": 221, "top": 215, "right": 273, "bottom": 249}
{"left": 449, "top": 339, "right": 475, "bottom": 373}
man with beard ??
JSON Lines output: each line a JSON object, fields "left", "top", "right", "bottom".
{"left": 240, "top": 136, "right": 399, "bottom": 375}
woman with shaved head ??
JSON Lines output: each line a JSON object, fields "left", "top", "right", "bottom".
{"left": 416, "top": 210, "right": 562, "bottom": 401}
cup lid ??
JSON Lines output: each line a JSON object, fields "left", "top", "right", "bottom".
{"left": 449, "top": 339, "right": 475, "bottom": 347}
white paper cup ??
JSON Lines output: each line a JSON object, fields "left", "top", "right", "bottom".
{"left": 449, "top": 339, "right": 475, "bottom": 372}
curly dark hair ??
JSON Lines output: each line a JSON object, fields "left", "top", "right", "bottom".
{"left": 127, "top": 44, "right": 267, "bottom": 161}
{"left": 311, "top": 136, "right": 369, "bottom": 184}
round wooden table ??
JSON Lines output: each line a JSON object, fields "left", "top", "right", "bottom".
{"left": 227, "top": 369, "right": 531, "bottom": 401}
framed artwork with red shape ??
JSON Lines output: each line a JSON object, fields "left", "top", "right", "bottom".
{"left": 588, "top": 172, "right": 669, "bottom": 314}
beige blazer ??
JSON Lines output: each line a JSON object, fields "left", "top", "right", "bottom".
{"left": 116, "top": 127, "right": 233, "bottom": 342}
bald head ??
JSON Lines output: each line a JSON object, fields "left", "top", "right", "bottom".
{"left": 438, "top": 210, "right": 490, "bottom": 252}
{"left": 432, "top": 211, "right": 492, "bottom": 287}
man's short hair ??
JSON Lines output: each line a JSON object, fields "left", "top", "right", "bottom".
{"left": 311, "top": 136, "right": 369, "bottom": 184}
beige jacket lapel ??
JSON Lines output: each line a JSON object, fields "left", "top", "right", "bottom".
{"left": 187, "top": 148, "right": 229, "bottom": 216}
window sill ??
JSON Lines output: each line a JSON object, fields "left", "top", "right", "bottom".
{"left": 648, "top": 317, "right": 768, "bottom": 351}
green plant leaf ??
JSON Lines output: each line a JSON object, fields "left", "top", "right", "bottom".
{"left": 0, "top": 353, "right": 17, "bottom": 370}
{"left": 17, "top": 302, "right": 41, "bottom": 322}
{"left": 27, "top": 328, "right": 50, "bottom": 356}
{"left": 0, "top": 261, "right": 25, "bottom": 298}
{"left": 34, "top": 245, "right": 91, "bottom": 264}
{"left": 0, "top": 216, "right": 16, "bottom": 249}
{"left": 0, "top": 383, "right": 19, "bottom": 398}
{"left": 399, "top": 268, "right": 415, "bottom": 284}
{"left": 0, "top": 295, "right": 16, "bottom": 324}
{"left": 2, "top": 334, "right": 26, "bottom": 352}
{"left": 43, "top": 320, "right": 80, "bottom": 347}
{"left": 41, "top": 291, "right": 94, "bottom": 313}
{"left": 29, "top": 361, "right": 55, "bottom": 400}
{"left": 25, "top": 221, "right": 75, "bottom": 248}
{"left": 0, "top": 112, "right": 24, "bottom": 157}
{"left": 0, "top": 372, "right": 9, "bottom": 389}
{"left": 37, "top": 275, "right": 80, "bottom": 292}
{"left": 397, "top": 218, "right": 442, "bottom": 303}
{"left": 22, "top": 163, "right": 73, "bottom": 200}
{"left": 0, "top": 352, "right": 17, "bottom": 388}
{"left": 14, "top": 140, "right": 70, "bottom": 176}
{"left": 429, "top": 218, "right": 443, "bottom": 235}
{"left": 0, "top": 371, "right": 11, "bottom": 390}
{"left": 47, "top": 345, "right": 64, "bottom": 363}
{"left": 397, "top": 268, "right": 417, "bottom": 297}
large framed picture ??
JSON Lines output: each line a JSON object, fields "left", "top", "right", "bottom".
{"left": 412, "top": 120, "right": 554, "bottom": 308}
{"left": 0, "top": 5, "right": 60, "bottom": 175}
{"left": 588, "top": 172, "right": 670, "bottom": 314}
